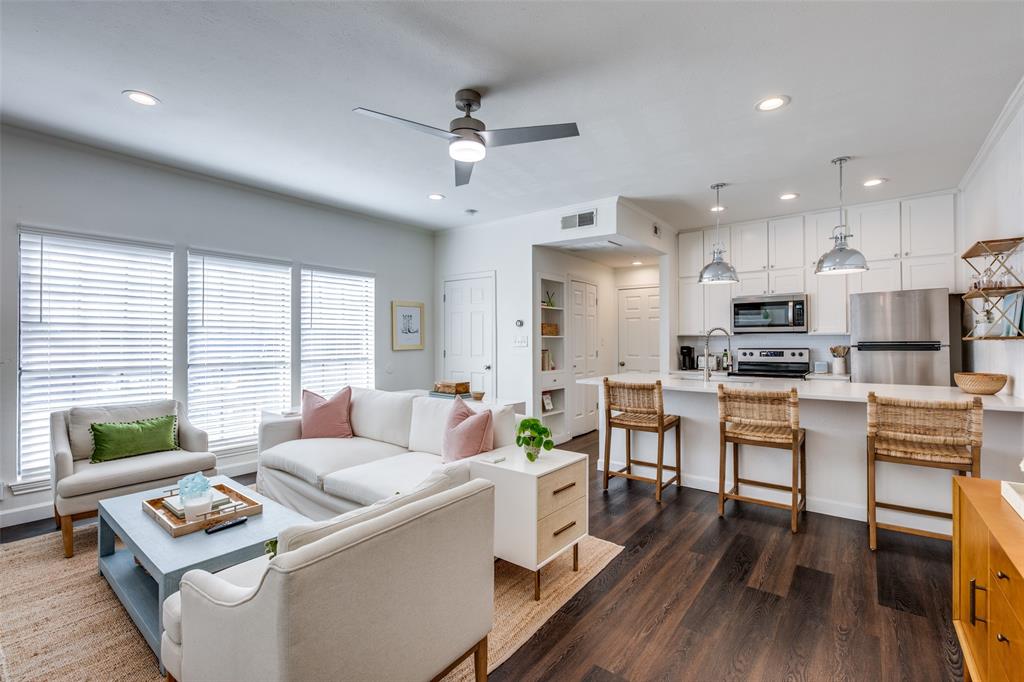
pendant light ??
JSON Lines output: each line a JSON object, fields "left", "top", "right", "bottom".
{"left": 699, "top": 183, "right": 739, "bottom": 285}
{"left": 815, "top": 156, "right": 869, "bottom": 276}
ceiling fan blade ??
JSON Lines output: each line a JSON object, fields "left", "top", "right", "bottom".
{"left": 454, "top": 160, "right": 474, "bottom": 186}
{"left": 352, "top": 107, "right": 459, "bottom": 141}
{"left": 479, "top": 122, "right": 579, "bottom": 147}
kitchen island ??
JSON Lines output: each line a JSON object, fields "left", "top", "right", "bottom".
{"left": 578, "top": 373, "right": 1024, "bottom": 535}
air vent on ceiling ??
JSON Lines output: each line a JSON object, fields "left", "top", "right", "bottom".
{"left": 561, "top": 208, "right": 597, "bottom": 230}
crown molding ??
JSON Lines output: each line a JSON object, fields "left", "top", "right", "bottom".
{"left": 960, "top": 74, "right": 1024, "bottom": 189}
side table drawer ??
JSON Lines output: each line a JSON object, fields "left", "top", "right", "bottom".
{"left": 537, "top": 496, "right": 586, "bottom": 563}
{"left": 991, "top": 537, "right": 1024, "bottom": 618}
{"left": 989, "top": 585, "right": 1024, "bottom": 682}
{"left": 537, "top": 460, "right": 586, "bottom": 518}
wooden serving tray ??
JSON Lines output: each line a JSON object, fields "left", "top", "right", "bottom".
{"left": 142, "top": 483, "right": 263, "bottom": 537}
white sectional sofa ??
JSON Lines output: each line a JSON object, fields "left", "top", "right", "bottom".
{"left": 256, "top": 387, "right": 518, "bottom": 520}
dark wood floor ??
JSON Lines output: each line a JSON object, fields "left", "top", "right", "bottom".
{"left": 492, "top": 430, "right": 961, "bottom": 682}
{"left": 2, "top": 447, "right": 958, "bottom": 680}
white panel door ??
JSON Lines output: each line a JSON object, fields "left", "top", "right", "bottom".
{"left": 850, "top": 201, "right": 901, "bottom": 261}
{"left": 857, "top": 259, "right": 903, "bottom": 294}
{"left": 678, "top": 230, "right": 705, "bottom": 278}
{"left": 769, "top": 268, "right": 805, "bottom": 294}
{"left": 736, "top": 271, "right": 769, "bottom": 296}
{"left": 769, "top": 216, "right": 805, "bottom": 270}
{"left": 570, "top": 281, "right": 599, "bottom": 436}
{"left": 731, "top": 221, "right": 769, "bottom": 272}
{"left": 901, "top": 254, "right": 957, "bottom": 291}
{"left": 704, "top": 282, "right": 734, "bottom": 333}
{"left": 678, "top": 277, "right": 704, "bottom": 335}
{"left": 808, "top": 273, "right": 848, "bottom": 334}
{"left": 901, "top": 194, "right": 955, "bottom": 258}
{"left": 443, "top": 276, "right": 494, "bottom": 395}
{"left": 619, "top": 287, "right": 660, "bottom": 373}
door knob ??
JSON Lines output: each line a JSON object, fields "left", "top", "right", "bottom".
{"left": 618, "top": 361, "right": 626, "bottom": 367}
{"left": 484, "top": 364, "right": 492, "bottom": 370}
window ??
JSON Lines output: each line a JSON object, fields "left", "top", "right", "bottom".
{"left": 187, "top": 252, "right": 291, "bottom": 454}
{"left": 301, "top": 267, "right": 375, "bottom": 396}
{"left": 18, "top": 231, "right": 174, "bottom": 480}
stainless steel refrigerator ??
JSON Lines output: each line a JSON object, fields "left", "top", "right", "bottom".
{"left": 849, "top": 288, "right": 960, "bottom": 386}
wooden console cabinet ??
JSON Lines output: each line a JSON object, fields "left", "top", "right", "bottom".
{"left": 953, "top": 477, "right": 1024, "bottom": 681}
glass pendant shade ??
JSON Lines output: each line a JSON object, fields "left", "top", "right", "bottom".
{"left": 699, "top": 246, "right": 739, "bottom": 284}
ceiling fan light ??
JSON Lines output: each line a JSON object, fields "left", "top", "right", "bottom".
{"left": 449, "top": 138, "right": 486, "bottom": 163}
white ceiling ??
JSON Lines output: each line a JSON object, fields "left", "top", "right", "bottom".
{"left": 2, "top": 2, "right": 1022, "bottom": 231}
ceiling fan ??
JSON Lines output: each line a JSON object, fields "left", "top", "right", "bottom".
{"left": 353, "top": 88, "right": 579, "bottom": 186}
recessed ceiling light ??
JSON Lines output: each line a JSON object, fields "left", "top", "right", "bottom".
{"left": 779, "top": 192, "right": 799, "bottom": 201}
{"left": 710, "top": 205, "right": 725, "bottom": 213}
{"left": 632, "top": 260, "right": 643, "bottom": 266}
{"left": 122, "top": 90, "right": 159, "bottom": 106}
{"left": 755, "top": 95, "right": 790, "bottom": 112}
{"left": 863, "top": 178, "right": 887, "bottom": 187}
{"left": 428, "top": 193, "right": 445, "bottom": 201}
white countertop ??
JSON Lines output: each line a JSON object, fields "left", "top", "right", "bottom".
{"left": 578, "top": 372, "right": 1024, "bottom": 413}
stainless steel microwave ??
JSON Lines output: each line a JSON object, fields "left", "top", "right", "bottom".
{"left": 731, "top": 294, "right": 807, "bottom": 334}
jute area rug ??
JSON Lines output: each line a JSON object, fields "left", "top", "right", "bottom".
{"left": 0, "top": 525, "right": 622, "bottom": 682}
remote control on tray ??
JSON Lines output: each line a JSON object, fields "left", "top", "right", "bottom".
{"left": 204, "top": 516, "right": 248, "bottom": 534}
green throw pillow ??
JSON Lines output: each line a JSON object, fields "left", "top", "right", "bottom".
{"left": 90, "top": 415, "right": 179, "bottom": 463}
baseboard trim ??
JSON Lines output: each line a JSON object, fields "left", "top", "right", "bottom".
{"left": 0, "top": 500, "right": 55, "bottom": 528}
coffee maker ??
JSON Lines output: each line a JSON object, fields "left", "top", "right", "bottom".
{"left": 679, "top": 345, "right": 695, "bottom": 370}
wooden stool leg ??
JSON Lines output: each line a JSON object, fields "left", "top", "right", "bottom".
{"left": 474, "top": 636, "right": 488, "bottom": 682}
{"left": 717, "top": 426, "right": 726, "bottom": 517}
{"left": 655, "top": 427, "right": 665, "bottom": 503}
{"left": 602, "top": 424, "right": 612, "bottom": 491}
{"left": 800, "top": 437, "right": 807, "bottom": 510}
{"left": 675, "top": 422, "right": 682, "bottom": 488}
{"left": 733, "top": 442, "right": 740, "bottom": 495}
{"left": 970, "top": 446, "right": 980, "bottom": 478}
{"left": 625, "top": 428, "right": 632, "bottom": 475}
{"left": 867, "top": 437, "right": 877, "bottom": 551}
{"left": 61, "top": 515, "right": 74, "bottom": 558}
{"left": 790, "top": 442, "right": 800, "bottom": 534}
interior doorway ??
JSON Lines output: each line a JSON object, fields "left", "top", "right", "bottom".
{"left": 442, "top": 273, "right": 496, "bottom": 396}
{"left": 570, "top": 279, "right": 599, "bottom": 436}
{"left": 617, "top": 286, "right": 660, "bottom": 373}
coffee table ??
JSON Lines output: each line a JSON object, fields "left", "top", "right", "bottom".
{"left": 97, "top": 475, "right": 308, "bottom": 668}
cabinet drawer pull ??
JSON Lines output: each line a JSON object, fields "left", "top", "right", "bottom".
{"left": 553, "top": 482, "right": 576, "bottom": 495}
{"left": 969, "top": 578, "right": 987, "bottom": 625}
{"left": 997, "top": 633, "right": 1010, "bottom": 644}
{"left": 553, "top": 520, "right": 577, "bottom": 537}
{"left": 996, "top": 570, "right": 1009, "bottom": 580}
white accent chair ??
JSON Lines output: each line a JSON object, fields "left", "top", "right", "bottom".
{"left": 51, "top": 400, "right": 217, "bottom": 557}
{"left": 161, "top": 478, "right": 495, "bottom": 682}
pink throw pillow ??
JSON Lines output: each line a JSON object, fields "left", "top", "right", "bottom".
{"left": 442, "top": 396, "right": 494, "bottom": 463}
{"left": 300, "top": 387, "right": 353, "bottom": 439}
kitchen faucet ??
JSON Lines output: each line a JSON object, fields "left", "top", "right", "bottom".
{"left": 703, "top": 327, "right": 732, "bottom": 382}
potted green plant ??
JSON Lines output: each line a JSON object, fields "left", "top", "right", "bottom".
{"left": 515, "top": 418, "right": 554, "bottom": 462}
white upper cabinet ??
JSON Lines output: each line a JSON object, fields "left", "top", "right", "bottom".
{"left": 856, "top": 258, "right": 902, "bottom": 294}
{"left": 769, "top": 268, "right": 805, "bottom": 295}
{"left": 807, "top": 273, "right": 848, "bottom": 334}
{"left": 736, "top": 271, "right": 769, "bottom": 296}
{"left": 900, "top": 194, "right": 955, "bottom": 258}
{"left": 850, "top": 201, "right": 901, "bottom": 261}
{"left": 703, "top": 226, "right": 732, "bottom": 265}
{"left": 901, "top": 254, "right": 957, "bottom": 291}
{"left": 678, "top": 230, "right": 705, "bottom": 278}
{"left": 677, "top": 276, "right": 704, "bottom": 335}
{"left": 731, "top": 221, "right": 769, "bottom": 272}
{"left": 768, "top": 216, "right": 805, "bottom": 270}
{"left": 704, "top": 282, "right": 734, "bottom": 332}
{"left": 804, "top": 209, "right": 846, "bottom": 268}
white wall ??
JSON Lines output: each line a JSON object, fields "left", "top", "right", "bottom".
{"left": 959, "top": 78, "right": 1024, "bottom": 396}
{"left": 614, "top": 264, "right": 660, "bottom": 289}
{"left": 0, "top": 127, "right": 434, "bottom": 524}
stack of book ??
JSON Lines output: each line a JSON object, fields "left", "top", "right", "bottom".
{"left": 161, "top": 488, "right": 234, "bottom": 519}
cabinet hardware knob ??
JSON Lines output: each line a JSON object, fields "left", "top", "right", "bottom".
{"left": 618, "top": 361, "right": 626, "bottom": 367}
{"left": 904, "top": 251, "right": 910, "bottom": 256}
{"left": 553, "top": 520, "right": 577, "bottom": 536}
{"left": 762, "top": 265, "right": 767, "bottom": 270}
{"left": 484, "top": 364, "right": 492, "bottom": 370}
{"left": 893, "top": 253, "right": 899, "bottom": 258}
{"left": 553, "top": 482, "right": 576, "bottom": 494}
{"left": 996, "top": 571, "right": 1009, "bottom": 580}
{"left": 996, "top": 633, "right": 1010, "bottom": 644}
{"left": 770, "top": 265, "right": 775, "bottom": 269}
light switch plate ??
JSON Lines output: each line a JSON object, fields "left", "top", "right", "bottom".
{"left": 512, "top": 335, "right": 529, "bottom": 348}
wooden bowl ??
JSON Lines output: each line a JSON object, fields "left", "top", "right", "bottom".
{"left": 471, "top": 391, "right": 485, "bottom": 401}
{"left": 954, "top": 372, "right": 1007, "bottom": 395}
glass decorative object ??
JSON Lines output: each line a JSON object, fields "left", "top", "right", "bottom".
{"left": 178, "top": 472, "right": 213, "bottom": 522}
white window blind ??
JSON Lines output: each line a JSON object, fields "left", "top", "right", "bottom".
{"left": 18, "top": 231, "right": 174, "bottom": 481}
{"left": 300, "top": 268, "right": 375, "bottom": 396}
{"left": 187, "top": 253, "right": 291, "bottom": 454}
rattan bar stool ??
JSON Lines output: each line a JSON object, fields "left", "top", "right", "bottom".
{"left": 717, "top": 385, "right": 806, "bottom": 534}
{"left": 602, "top": 378, "right": 681, "bottom": 503}
{"left": 866, "top": 391, "right": 983, "bottom": 551}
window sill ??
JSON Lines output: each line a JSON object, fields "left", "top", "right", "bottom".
{"left": 9, "top": 478, "right": 52, "bottom": 496}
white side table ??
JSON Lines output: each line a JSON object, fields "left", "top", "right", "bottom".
{"left": 470, "top": 445, "right": 589, "bottom": 600}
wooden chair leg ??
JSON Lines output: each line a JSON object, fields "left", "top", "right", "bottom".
{"left": 800, "top": 438, "right": 807, "bottom": 510}
{"left": 625, "top": 428, "right": 632, "bottom": 475}
{"left": 602, "top": 424, "right": 612, "bottom": 491}
{"left": 790, "top": 443, "right": 800, "bottom": 534}
{"left": 166, "top": 673, "right": 177, "bottom": 682}
{"left": 60, "top": 515, "right": 74, "bottom": 558}
{"left": 474, "top": 635, "right": 488, "bottom": 682}
{"left": 655, "top": 427, "right": 665, "bottom": 503}
{"left": 867, "top": 438, "right": 877, "bottom": 551}
{"left": 970, "top": 447, "right": 980, "bottom": 478}
{"left": 675, "top": 422, "right": 682, "bottom": 488}
{"left": 717, "top": 428, "right": 726, "bottom": 517}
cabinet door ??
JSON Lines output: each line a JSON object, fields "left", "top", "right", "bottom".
{"left": 807, "top": 271, "right": 848, "bottom": 334}
{"left": 704, "top": 281, "right": 734, "bottom": 332}
{"left": 736, "top": 271, "right": 769, "bottom": 296}
{"left": 769, "top": 268, "right": 804, "bottom": 294}
{"left": 805, "top": 210, "right": 847, "bottom": 269}
{"left": 850, "top": 201, "right": 901, "bottom": 261}
{"left": 678, "top": 230, "right": 705, "bottom": 278}
{"left": 901, "top": 194, "right": 955, "bottom": 258}
{"left": 857, "top": 258, "right": 902, "bottom": 293}
{"left": 678, "top": 277, "right": 704, "bottom": 335}
{"left": 731, "top": 221, "right": 769, "bottom": 272}
{"left": 956, "top": 496, "right": 989, "bottom": 679}
{"left": 902, "top": 254, "right": 956, "bottom": 291}
{"left": 702, "top": 226, "right": 732, "bottom": 266}
{"left": 769, "top": 216, "right": 805, "bottom": 270}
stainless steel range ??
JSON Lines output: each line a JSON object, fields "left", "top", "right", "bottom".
{"left": 729, "top": 347, "right": 811, "bottom": 380}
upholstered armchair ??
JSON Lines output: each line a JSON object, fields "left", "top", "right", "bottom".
{"left": 161, "top": 479, "right": 495, "bottom": 682}
{"left": 51, "top": 399, "right": 217, "bottom": 557}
